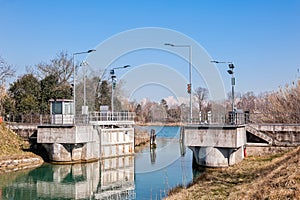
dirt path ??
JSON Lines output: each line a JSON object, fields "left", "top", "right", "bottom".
{"left": 166, "top": 146, "right": 300, "bottom": 200}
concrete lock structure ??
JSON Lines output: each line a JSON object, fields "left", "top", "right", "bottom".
{"left": 37, "top": 99, "right": 135, "bottom": 163}
{"left": 183, "top": 125, "right": 246, "bottom": 167}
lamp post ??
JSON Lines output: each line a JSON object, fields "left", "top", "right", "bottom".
{"left": 72, "top": 49, "right": 96, "bottom": 122}
{"left": 165, "top": 43, "right": 192, "bottom": 123}
{"left": 211, "top": 60, "right": 236, "bottom": 113}
{"left": 110, "top": 65, "right": 130, "bottom": 114}
{"left": 80, "top": 61, "right": 89, "bottom": 114}
{"left": 228, "top": 63, "right": 235, "bottom": 113}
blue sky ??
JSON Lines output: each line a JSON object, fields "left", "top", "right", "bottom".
{"left": 1, "top": 0, "right": 300, "bottom": 102}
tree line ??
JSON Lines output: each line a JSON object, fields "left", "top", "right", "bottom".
{"left": 0, "top": 52, "right": 112, "bottom": 121}
{"left": 0, "top": 53, "right": 299, "bottom": 124}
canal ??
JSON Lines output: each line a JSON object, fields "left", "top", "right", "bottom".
{"left": 0, "top": 126, "right": 198, "bottom": 200}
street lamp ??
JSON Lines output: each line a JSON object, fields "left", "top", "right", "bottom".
{"left": 165, "top": 43, "right": 192, "bottom": 123}
{"left": 228, "top": 63, "right": 235, "bottom": 113}
{"left": 80, "top": 61, "right": 89, "bottom": 113}
{"left": 110, "top": 65, "right": 130, "bottom": 114}
{"left": 211, "top": 60, "right": 236, "bottom": 113}
{"left": 72, "top": 49, "right": 96, "bottom": 122}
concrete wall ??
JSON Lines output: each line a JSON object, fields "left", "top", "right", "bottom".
{"left": 184, "top": 126, "right": 246, "bottom": 148}
{"left": 100, "top": 128, "right": 134, "bottom": 158}
{"left": 37, "top": 125, "right": 96, "bottom": 144}
{"left": 246, "top": 146, "right": 294, "bottom": 156}
{"left": 253, "top": 124, "right": 300, "bottom": 132}
{"left": 37, "top": 125, "right": 134, "bottom": 162}
{"left": 184, "top": 125, "right": 246, "bottom": 167}
{"left": 250, "top": 124, "right": 300, "bottom": 145}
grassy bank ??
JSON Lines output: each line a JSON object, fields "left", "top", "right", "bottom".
{"left": 0, "top": 123, "right": 43, "bottom": 172}
{"left": 166, "top": 146, "right": 300, "bottom": 199}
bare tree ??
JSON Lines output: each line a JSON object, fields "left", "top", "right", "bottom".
{"left": 36, "top": 51, "right": 73, "bottom": 84}
{"left": 0, "top": 57, "right": 15, "bottom": 115}
{"left": 194, "top": 87, "right": 208, "bottom": 113}
{"left": 236, "top": 91, "right": 257, "bottom": 112}
{"left": 0, "top": 56, "right": 15, "bottom": 85}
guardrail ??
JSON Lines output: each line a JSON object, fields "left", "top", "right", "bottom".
{"left": 3, "top": 114, "right": 42, "bottom": 124}
{"left": 190, "top": 112, "right": 250, "bottom": 125}
{"left": 2, "top": 112, "right": 135, "bottom": 125}
{"left": 7, "top": 111, "right": 299, "bottom": 125}
{"left": 89, "top": 111, "right": 135, "bottom": 122}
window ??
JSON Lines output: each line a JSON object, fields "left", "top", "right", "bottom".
{"left": 64, "top": 102, "right": 73, "bottom": 115}
{"left": 52, "top": 102, "right": 62, "bottom": 114}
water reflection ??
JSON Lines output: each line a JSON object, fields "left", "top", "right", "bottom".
{"left": 2, "top": 156, "right": 135, "bottom": 200}
{"left": 98, "top": 156, "right": 135, "bottom": 199}
{"left": 150, "top": 147, "right": 156, "bottom": 164}
{"left": 1, "top": 126, "right": 205, "bottom": 200}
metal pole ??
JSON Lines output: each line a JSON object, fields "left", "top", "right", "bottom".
{"left": 231, "top": 74, "right": 235, "bottom": 113}
{"left": 164, "top": 43, "right": 192, "bottom": 123}
{"left": 188, "top": 45, "right": 192, "bottom": 123}
{"left": 110, "top": 65, "right": 130, "bottom": 114}
{"left": 72, "top": 49, "right": 96, "bottom": 124}
{"left": 111, "top": 76, "right": 114, "bottom": 114}
{"left": 231, "top": 73, "right": 235, "bottom": 124}
{"left": 73, "top": 54, "right": 76, "bottom": 123}
{"left": 83, "top": 62, "right": 87, "bottom": 107}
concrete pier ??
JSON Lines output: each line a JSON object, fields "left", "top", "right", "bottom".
{"left": 37, "top": 124, "right": 99, "bottom": 162}
{"left": 183, "top": 125, "right": 246, "bottom": 167}
{"left": 37, "top": 123, "right": 134, "bottom": 162}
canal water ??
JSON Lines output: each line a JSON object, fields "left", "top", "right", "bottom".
{"left": 0, "top": 126, "right": 198, "bottom": 200}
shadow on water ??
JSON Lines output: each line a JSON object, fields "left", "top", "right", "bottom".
{"left": 1, "top": 126, "right": 205, "bottom": 200}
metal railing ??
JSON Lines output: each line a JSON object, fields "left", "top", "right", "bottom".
{"left": 3, "top": 114, "right": 42, "bottom": 124}
{"left": 190, "top": 112, "right": 250, "bottom": 125}
{"left": 9, "top": 111, "right": 300, "bottom": 125}
{"left": 89, "top": 111, "right": 135, "bottom": 122}
{"left": 2, "top": 112, "right": 135, "bottom": 126}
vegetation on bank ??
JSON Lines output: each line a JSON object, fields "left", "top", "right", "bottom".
{"left": 166, "top": 146, "right": 300, "bottom": 200}
{"left": 0, "top": 123, "right": 40, "bottom": 161}
{"left": 134, "top": 126, "right": 150, "bottom": 146}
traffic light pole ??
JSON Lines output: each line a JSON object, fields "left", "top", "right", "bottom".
{"left": 110, "top": 65, "right": 130, "bottom": 114}
{"left": 110, "top": 70, "right": 116, "bottom": 114}
{"left": 164, "top": 43, "right": 192, "bottom": 123}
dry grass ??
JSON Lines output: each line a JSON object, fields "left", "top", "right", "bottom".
{"left": 166, "top": 147, "right": 300, "bottom": 200}
{"left": 134, "top": 126, "right": 150, "bottom": 146}
{"left": 0, "top": 123, "right": 34, "bottom": 160}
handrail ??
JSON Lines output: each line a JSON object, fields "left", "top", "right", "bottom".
{"left": 2, "top": 112, "right": 135, "bottom": 126}
{"left": 89, "top": 111, "right": 135, "bottom": 122}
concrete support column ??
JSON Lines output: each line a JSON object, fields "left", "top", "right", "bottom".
{"left": 189, "top": 146, "right": 245, "bottom": 167}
